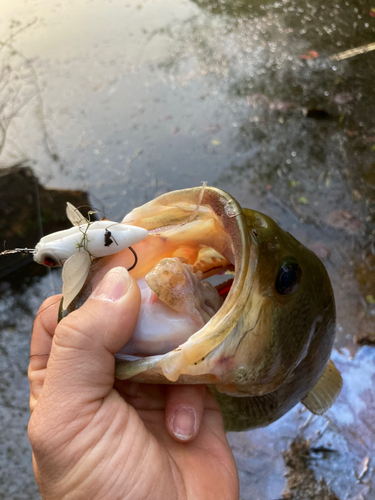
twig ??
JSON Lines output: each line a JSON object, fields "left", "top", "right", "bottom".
{"left": 1, "top": 19, "right": 38, "bottom": 49}
{"left": 0, "top": 37, "right": 64, "bottom": 171}
{"left": 330, "top": 42, "right": 375, "bottom": 61}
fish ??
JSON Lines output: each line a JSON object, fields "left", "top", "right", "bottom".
{"left": 33, "top": 202, "right": 148, "bottom": 309}
{"left": 0, "top": 202, "right": 148, "bottom": 311}
{"left": 60, "top": 186, "right": 342, "bottom": 431}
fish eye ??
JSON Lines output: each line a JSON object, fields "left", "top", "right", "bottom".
{"left": 43, "top": 255, "right": 58, "bottom": 267}
{"left": 275, "top": 260, "right": 301, "bottom": 295}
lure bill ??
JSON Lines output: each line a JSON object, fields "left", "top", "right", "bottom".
{"left": 1, "top": 202, "right": 148, "bottom": 309}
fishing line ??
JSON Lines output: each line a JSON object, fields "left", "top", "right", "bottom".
{"left": 34, "top": 297, "right": 61, "bottom": 318}
{"left": 73, "top": 205, "right": 106, "bottom": 220}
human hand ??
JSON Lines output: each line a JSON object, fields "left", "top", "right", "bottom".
{"left": 28, "top": 267, "right": 239, "bottom": 500}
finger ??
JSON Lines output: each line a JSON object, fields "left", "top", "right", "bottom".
{"left": 165, "top": 385, "right": 207, "bottom": 442}
{"left": 28, "top": 295, "right": 61, "bottom": 412}
{"left": 36, "top": 267, "right": 141, "bottom": 414}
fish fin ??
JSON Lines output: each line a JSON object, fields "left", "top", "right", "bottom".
{"left": 66, "top": 202, "right": 87, "bottom": 226}
{"left": 62, "top": 252, "right": 91, "bottom": 310}
{"left": 302, "top": 359, "right": 343, "bottom": 415}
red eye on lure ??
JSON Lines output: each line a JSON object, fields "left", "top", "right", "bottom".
{"left": 44, "top": 256, "right": 57, "bottom": 267}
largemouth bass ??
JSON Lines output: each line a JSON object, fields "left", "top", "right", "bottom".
{"left": 62, "top": 186, "right": 342, "bottom": 431}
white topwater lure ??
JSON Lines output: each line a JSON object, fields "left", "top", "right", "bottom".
{"left": 2, "top": 202, "right": 148, "bottom": 309}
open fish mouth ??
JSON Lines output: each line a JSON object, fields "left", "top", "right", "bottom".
{"left": 66, "top": 185, "right": 342, "bottom": 430}
{"left": 116, "top": 186, "right": 257, "bottom": 383}
{"left": 70, "top": 186, "right": 258, "bottom": 385}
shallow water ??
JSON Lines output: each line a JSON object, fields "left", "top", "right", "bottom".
{"left": 0, "top": 1, "right": 374, "bottom": 498}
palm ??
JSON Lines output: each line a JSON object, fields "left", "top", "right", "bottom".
{"left": 95, "top": 381, "right": 239, "bottom": 500}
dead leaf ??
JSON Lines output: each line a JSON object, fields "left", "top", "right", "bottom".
{"left": 355, "top": 456, "right": 370, "bottom": 481}
{"left": 301, "top": 50, "right": 319, "bottom": 60}
{"left": 325, "top": 210, "right": 362, "bottom": 234}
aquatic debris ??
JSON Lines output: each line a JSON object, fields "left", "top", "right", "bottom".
{"left": 301, "top": 50, "right": 319, "bottom": 61}
{"left": 325, "top": 210, "right": 362, "bottom": 235}
{"left": 330, "top": 42, "right": 375, "bottom": 61}
{"left": 355, "top": 317, "right": 375, "bottom": 346}
{"left": 355, "top": 456, "right": 370, "bottom": 482}
{"left": 282, "top": 437, "right": 339, "bottom": 500}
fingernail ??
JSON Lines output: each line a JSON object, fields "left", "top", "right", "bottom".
{"left": 90, "top": 267, "right": 131, "bottom": 302}
{"left": 172, "top": 406, "right": 196, "bottom": 441}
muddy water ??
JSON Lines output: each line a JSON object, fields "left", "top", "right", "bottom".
{"left": 0, "top": 1, "right": 374, "bottom": 498}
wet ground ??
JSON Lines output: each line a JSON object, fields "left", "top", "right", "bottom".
{"left": 0, "top": 0, "right": 374, "bottom": 498}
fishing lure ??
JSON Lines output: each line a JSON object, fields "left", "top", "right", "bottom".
{"left": 1, "top": 202, "right": 148, "bottom": 309}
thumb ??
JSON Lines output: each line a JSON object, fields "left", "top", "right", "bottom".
{"left": 40, "top": 266, "right": 141, "bottom": 409}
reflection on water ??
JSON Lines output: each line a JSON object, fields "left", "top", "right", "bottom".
{"left": 0, "top": 0, "right": 374, "bottom": 498}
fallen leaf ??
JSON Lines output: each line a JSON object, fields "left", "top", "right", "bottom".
{"left": 325, "top": 210, "right": 362, "bottom": 234}
{"left": 355, "top": 456, "right": 370, "bottom": 480}
{"left": 309, "top": 50, "right": 319, "bottom": 58}
{"left": 345, "top": 129, "right": 358, "bottom": 137}
{"left": 352, "top": 189, "right": 362, "bottom": 201}
{"left": 333, "top": 92, "right": 353, "bottom": 104}
{"left": 301, "top": 50, "right": 319, "bottom": 60}
{"left": 355, "top": 316, "right": 375, "bottom": 346}
{"left": 366, "top": 295, "right": 375, "bottom": 304}
{"left": 211, "top": 139, "right": 221, "bottom": 145}
{"left": 299, "top": 196, "right": 308, "bottom": 204}
{"left": 204, "top": 123, "right": 221, "bottom": 133}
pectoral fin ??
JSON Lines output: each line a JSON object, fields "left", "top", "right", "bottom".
{"left": 302, "top": 359, "right": 342, "bottom": 415}
{"left": 62, "top": 252, "right": 91, "bottom": 309}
